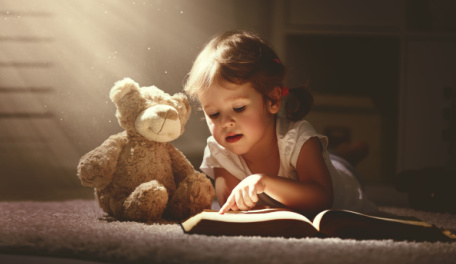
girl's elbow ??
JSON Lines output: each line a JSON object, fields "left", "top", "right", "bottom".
{"left": 311, "top": 185, "right": 333, "bottom": 213}
{"left": 296, "top": 190, "right": 333, "bottom": 215}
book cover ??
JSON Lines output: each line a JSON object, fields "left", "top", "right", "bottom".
{"left": 181, "top": 208, "right": 456, "bottom": 241}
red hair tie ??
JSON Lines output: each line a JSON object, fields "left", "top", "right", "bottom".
{"left": 282, "top": 86, "right": 289, "bottom": 97}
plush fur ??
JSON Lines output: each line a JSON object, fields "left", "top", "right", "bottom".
{"left": 77, "top": 78, "right": 215, "bottom": 221}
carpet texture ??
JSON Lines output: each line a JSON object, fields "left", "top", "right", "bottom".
{"left": 1, "top": 200, "right": 455, "bottom": 264}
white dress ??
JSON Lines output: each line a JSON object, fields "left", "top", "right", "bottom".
{"left": 200, "top": 116, "right": 376, "bottom": 213}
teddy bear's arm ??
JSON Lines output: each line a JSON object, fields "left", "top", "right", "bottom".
{"left": 77, "top": 131, "right": 127, "bottom": 189}
{"left": 167, "top": 144, "right": 197, "bottom": 184}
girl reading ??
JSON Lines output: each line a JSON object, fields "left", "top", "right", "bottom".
{"left": 184, "top": 31, "right": 375, "bottom": 215}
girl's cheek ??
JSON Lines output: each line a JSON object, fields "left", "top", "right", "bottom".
{"left": 206, "top": 120, "right": 216, "bottom": 135}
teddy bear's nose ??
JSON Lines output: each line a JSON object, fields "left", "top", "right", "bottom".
{"left": 157, "top": 107, "right": 178, "bottom": 120}
{"left": 135, "top": 105, "right": 182, "bottom": 142}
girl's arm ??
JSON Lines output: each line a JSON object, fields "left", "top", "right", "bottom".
{"left": 219, "top": 136, "right": 334, "bottom": 215}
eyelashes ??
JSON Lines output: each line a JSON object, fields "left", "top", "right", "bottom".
{"left": 207, "top": 106, "right": 246, "bottom": 119}
{"left": 208, "top": 112, "right": 219, "bottom": 119}
{"left": 233, "top": 106, "right": 246, "bottom": 113}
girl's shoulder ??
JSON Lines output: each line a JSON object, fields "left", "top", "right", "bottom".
{"left": 206, "top": 136, "right": 227, "bottom": 157}
{"left": 276, "top": 116, "right": 320, "bottom": 140}
{"left": 276, "top": 116, "right": 329, "bottom": 160}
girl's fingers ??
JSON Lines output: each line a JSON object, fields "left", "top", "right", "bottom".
{"left": 242, "top": 188, "right": 255, "bottom": 208}
{"left": 249, "top": 187, "right": 259, "bottom": 203}
{"left": 219, "top": 193, "right": 235, "bottom": 214}
{"left": 219, "top": 180, "right": 261, "bottom": 213}
{"left": 234, "top": 189, "right": 249, "bottom": 210}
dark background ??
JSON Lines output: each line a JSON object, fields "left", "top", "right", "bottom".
{"left": 0, "top": 0, "right": 455, "bottom": 201}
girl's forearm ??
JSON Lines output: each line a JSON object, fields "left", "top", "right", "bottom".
{"left": 261, "top": 174, "right": 333, "bottom": 214}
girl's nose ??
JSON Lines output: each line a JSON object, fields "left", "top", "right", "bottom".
{"left": 221, "top": 114, "right": 235, "bottom": 127}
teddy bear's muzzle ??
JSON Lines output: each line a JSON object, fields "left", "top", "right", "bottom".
{"left": 135, "top": 105, "right": 181, "bottom": 142}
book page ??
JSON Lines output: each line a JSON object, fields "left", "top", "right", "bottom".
{"left": 312, "top": 209, "right": 432, "bottom": 231}
{"left": 182, "top": 208, "right": 312, "bottom": 233}
{"left": 311, "top": 209, "right": 451, "bottom": 241}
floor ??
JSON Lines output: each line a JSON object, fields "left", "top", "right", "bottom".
{"left": 364, "top": 183, "right": 410, "bottom": 207}
{"left": 0, "top": 254, "right": 108, "bottom": 264}
{"left": 0, "top": 184, "right": 410, "bottom": 264}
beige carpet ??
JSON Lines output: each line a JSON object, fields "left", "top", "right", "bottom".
{"left": 1, "top": 200, "right": 455, "bottom": 264}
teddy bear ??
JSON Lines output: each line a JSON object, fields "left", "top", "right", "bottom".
{"left": 77, "top": 78, "right": 215, "bottom": 221}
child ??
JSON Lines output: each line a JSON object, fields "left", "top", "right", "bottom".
{"left": 184, "top": 31, "right": 375, "bottom": 215}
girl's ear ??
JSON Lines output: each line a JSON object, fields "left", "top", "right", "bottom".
{"left": 268, "top": 86, "right": 282, "bottom": 114}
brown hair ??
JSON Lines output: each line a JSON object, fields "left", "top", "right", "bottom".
{"left": 184, "top": 30, "right": 313, "bottom": 121}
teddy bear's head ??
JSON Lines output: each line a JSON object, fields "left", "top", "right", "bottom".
{"left": 109, "top": 78, "right": 190, "bottom": 142}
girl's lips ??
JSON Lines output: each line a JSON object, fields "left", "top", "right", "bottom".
{"left": 226, "top": 134, "right": 243, "bottom": 143}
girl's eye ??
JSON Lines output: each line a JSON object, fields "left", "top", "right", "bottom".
{"left": 233, "top": 106, "right": 246, "bottom": 113}
{"left": 208, "top": 112, "right": 219, "bottom": 119}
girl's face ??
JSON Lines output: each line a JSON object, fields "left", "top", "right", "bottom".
{"left": 198, "top": 82, "right": 280, "bottom": 156}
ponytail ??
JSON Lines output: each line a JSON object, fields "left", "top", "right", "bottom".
{"left": 283, "top": 86, "right": 313, "bottom": 121}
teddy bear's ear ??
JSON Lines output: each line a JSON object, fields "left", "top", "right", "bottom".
{"left": 110, "top": 78, "right": 140, "bottom": 105}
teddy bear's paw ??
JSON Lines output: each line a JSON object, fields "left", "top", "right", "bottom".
{"left": 80, "top": 174, "right": 107, "bottom": 189}
{"left": 187, "top": 173, "right": 215, "bottom": 207}
{"left": 77, "top": 163, "right": 112, "bottom": 189}
{"left": 123, "top": 180, "right": 169, "bottom": 221}
{"left": 166, "top": 173, "right": 215, "bottom": 219}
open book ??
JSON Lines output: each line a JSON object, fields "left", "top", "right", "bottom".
{"left": 180, "top": 208, "right": 456, "bottom": 241}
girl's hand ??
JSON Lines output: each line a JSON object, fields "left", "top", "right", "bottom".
{"left": 219, "top": 174, "right": 266, "bottom": 214}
